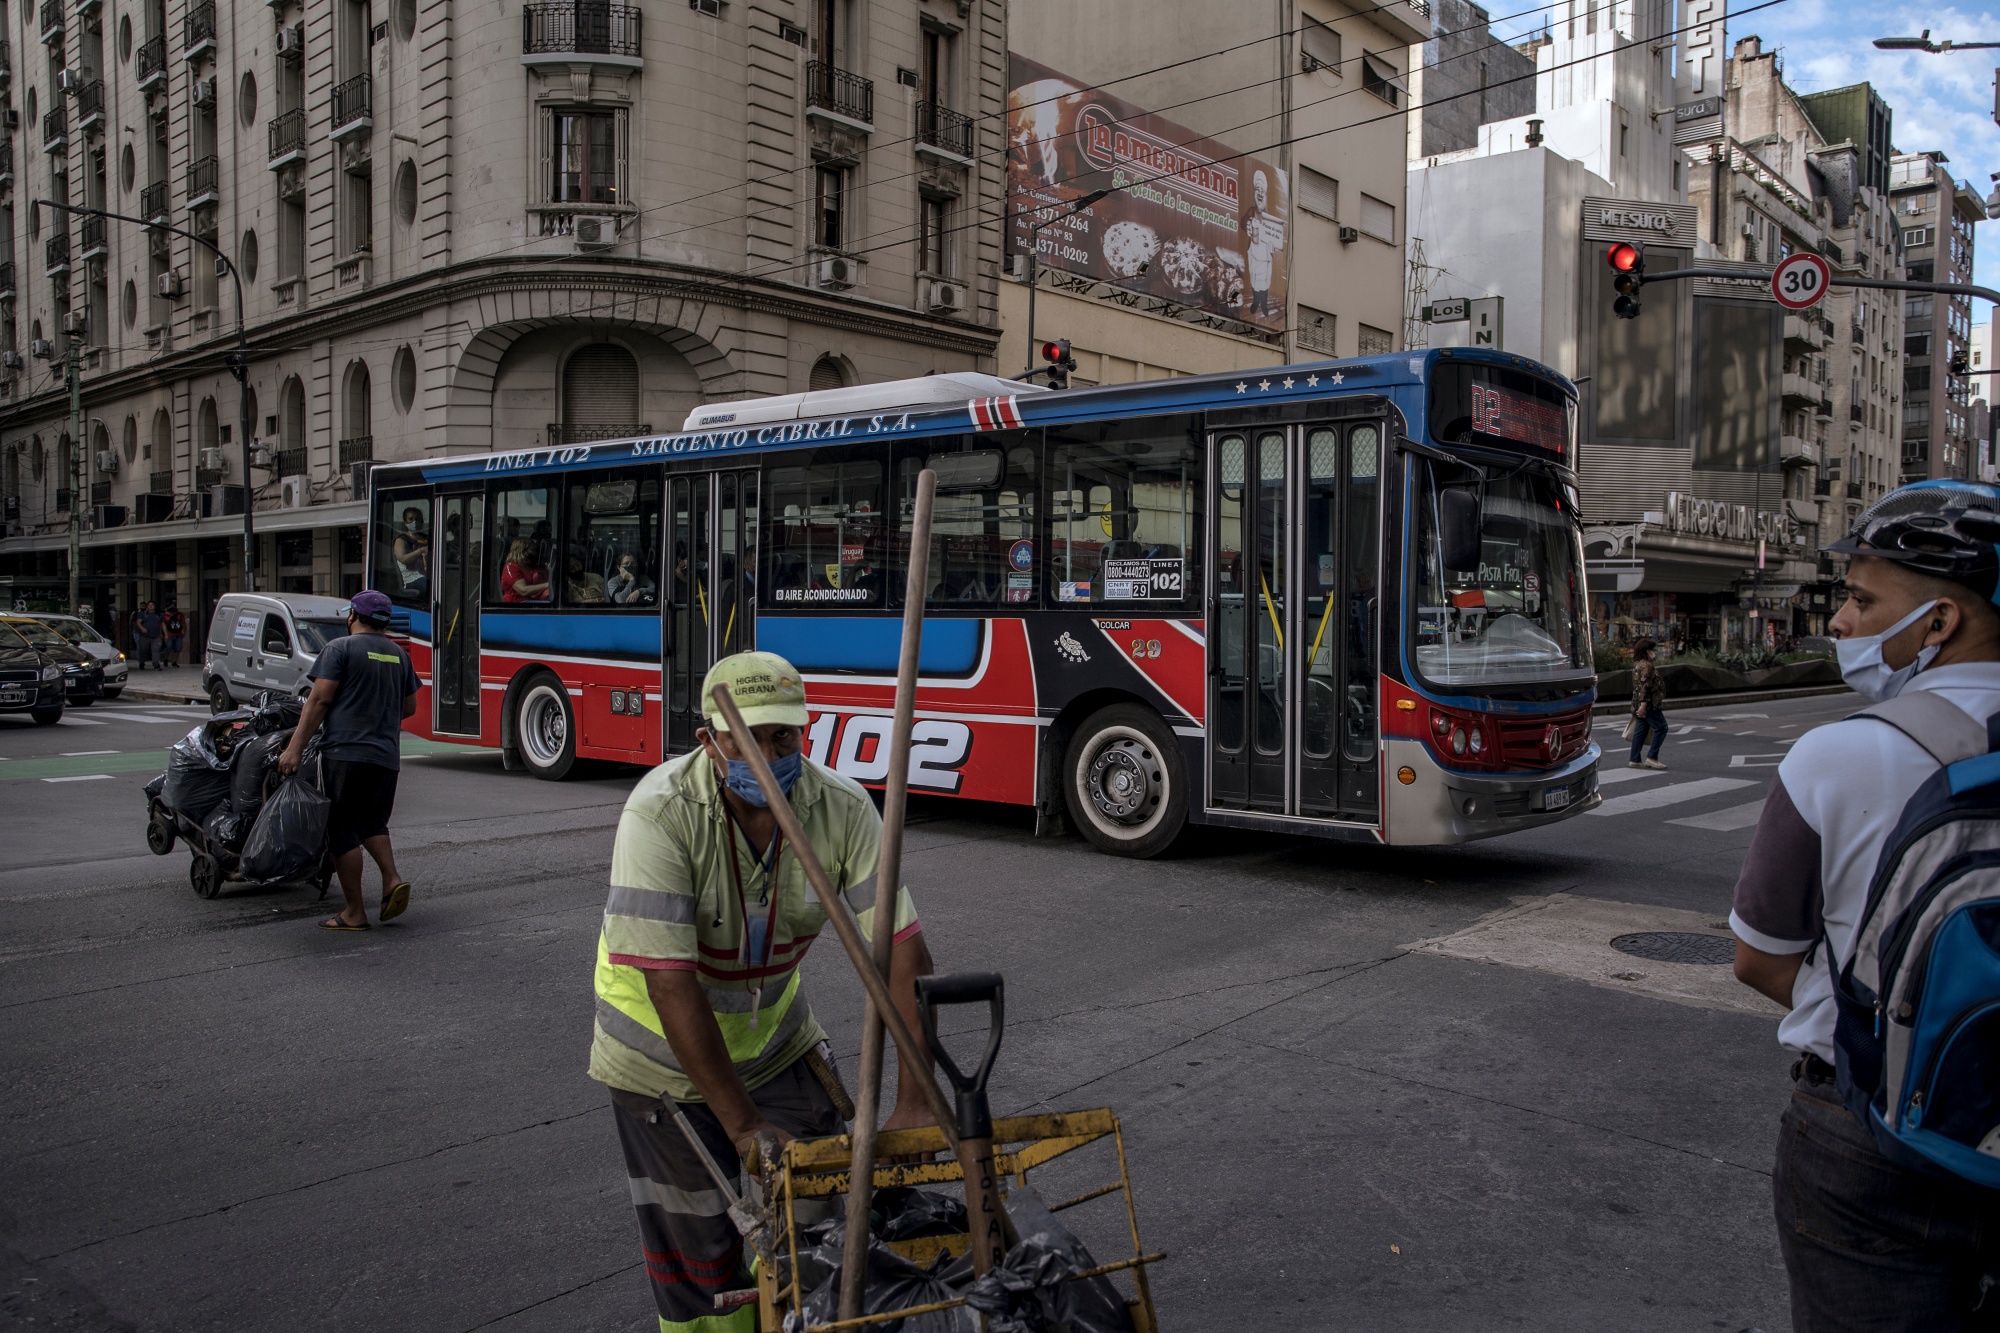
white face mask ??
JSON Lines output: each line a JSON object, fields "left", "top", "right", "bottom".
{"left": 1835, "top": 599, "right": 1942, "bottom": 703}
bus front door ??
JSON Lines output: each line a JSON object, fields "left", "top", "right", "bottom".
{"left": 664, "top": 468, "right": 760, "bottom": 754}
{"left": 433, "top": 490, "right": 483, "bottom": 737}
{"left": 1208, "top": 421, "right": 1381, "bottom": 821}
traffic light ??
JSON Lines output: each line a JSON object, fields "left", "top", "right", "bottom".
{"left": 1949, "top": 351, "right": 1971, "bottom": 376}
{"left": 1039, "top": 338, "right": 1076, "bottom": 389}
{"left": 1607, "top": 243, "right": 1643, "bottom": 319}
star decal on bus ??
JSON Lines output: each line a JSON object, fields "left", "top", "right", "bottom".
{"left": 1236, "top": 382, "right": 1248, "bottom": 393}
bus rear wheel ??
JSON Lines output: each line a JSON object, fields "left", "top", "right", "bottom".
{"left": 1064, "top": 704, "right": 1186, "bottom": 859}
{"left": 516, "top": 674, "right": 577, "bottom": 781}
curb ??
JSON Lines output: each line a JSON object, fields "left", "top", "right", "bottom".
{"left": 1593, "top": 684, "right": 1853, "bottom": 717}
{"left": 119, "top": 687, "right": 204, "bottom": 706}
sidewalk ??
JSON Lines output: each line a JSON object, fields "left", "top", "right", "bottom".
{"left": 118, "top": 664, "right": 207, "bottom": 706}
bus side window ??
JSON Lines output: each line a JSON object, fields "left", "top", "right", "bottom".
{"left": 489, "top": 483, "right": 557, "bottom": 606}
{"left": 563, "top": 469, "right": 660, "bottom": 609}
{"left": 1045, "top": 421, "right": 1200, "bottom": 607}
{"left": 893, "top": 432, "right": 1038, "bottom": 609}
{"left": 761, "top": 445, "right": 887, "bottom": 609}
{"left": 373, "top": 488, "right": 431, "bottom": 607}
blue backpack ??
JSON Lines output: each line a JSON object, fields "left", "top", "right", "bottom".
{"left": 1832, "top": 690, "right": 2000, "bottom": 1188}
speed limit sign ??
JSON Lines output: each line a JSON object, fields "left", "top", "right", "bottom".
{"left": 1772, "top": 252, "right": 1831, "bottom": 310}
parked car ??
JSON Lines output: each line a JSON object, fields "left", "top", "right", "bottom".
{"left": 0, "top": 621, "right": 68, "bottom": 724}
{"left": 26, "top": 613, "right": 130, "bottom": 699}
{"left": 202, "top": 592, "right": 353, "bottom": 713}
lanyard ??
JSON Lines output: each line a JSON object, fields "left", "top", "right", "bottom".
{"left": 719, "top": 803, "right": 785, "bottom": 1030}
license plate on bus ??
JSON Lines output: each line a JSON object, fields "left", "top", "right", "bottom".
{"left": 1545, "top": 785, "right": 1571, "bottom": 810}
{"left": 0, "top": 689, "right": 26, "bottom": 705}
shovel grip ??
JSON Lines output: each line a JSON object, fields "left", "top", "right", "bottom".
{"left": 915, "top": 972, "right": 1004, "bottom": 1139}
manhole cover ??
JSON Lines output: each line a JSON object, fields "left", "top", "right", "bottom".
{"left": 1609, "top": 932, "right": 1736, "bottom": 965}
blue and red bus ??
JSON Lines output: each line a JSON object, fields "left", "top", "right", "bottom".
{"left": 365, "top": 347, "right": 1601, "bottom": 856}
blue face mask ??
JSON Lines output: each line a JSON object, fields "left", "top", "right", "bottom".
{"left": 725, "top": 748, "right": 803, "bottom": 807}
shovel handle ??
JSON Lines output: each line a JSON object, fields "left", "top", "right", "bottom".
{"left": 915, "top": 972, "right": 1004, "bottom": 1137}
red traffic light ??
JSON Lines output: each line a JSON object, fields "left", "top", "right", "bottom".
{"left": 1606, "top": 242, "right": 1641, "bottom": 273}
{"left": 1040, "top": 340, "right": 1069, "bottom": 364}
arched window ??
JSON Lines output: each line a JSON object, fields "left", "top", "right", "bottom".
{"left": 151, "top": 410, "right": 171, "bottom": 472}
{"left": 560, "top": 342, "right": 640, "bottom": 444}
{"left": 808, "top": 355, "right": 848, "bottom": 392}
{"left": 343, "top": 361, "right": 372, "bottom": 456}
{"left": 90, "top": 421, "right": 110, "bottom": 483}
{"left": 196, "top": 399, "right": 219, "bottom": 472}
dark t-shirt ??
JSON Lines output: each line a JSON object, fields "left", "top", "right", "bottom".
{"left": 134, "top": 611, "right": 162, "bottom": 639}
{"left": 308, "top": 631, "right": 419, "bottom": 770}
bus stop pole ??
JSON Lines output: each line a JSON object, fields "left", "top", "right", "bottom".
{"left": 838, "top": 468, "right": 937, "bottom": 1321}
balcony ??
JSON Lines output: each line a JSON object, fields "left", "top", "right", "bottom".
{"left": 804, "top": 61, "right": 873, "bottom": 132}
{"left": 267, "top": 108, "right": 304, "bottom": 168}
{"left": 182, "top": 0, "right": 214, "bottom": 60}
{"left": 1813, "top": 477, "right": 1832, "bottom": 496}
{"left": 148, "top": 470, "right": 172, "bottom": 495}
{"left": 140, "top": 179, "right": 167, "bottom": 222}
{"left": 1850, "top": 403, "right": 1865, "bottom": 423}
{"left": 136, "top": 33, "right": 165, "bottom": 90}
{"left": 0, "top": 141, "right": 14, "bottom": 189}
{"left": 1783, "top": 313, "right": 1828, "bottom": 349}
{"left": 330, "top": 74, "right": 370, "bottom": 140}
{"left": 185, "top": 154, "right": 217, "bottom": 208}
{"left": 1780, "top": 371, "right": 1820, "bottom": 405}
{"left": 1847, "top": 482, "right": 1863, "bottom": 500}
{"left": 1851, "top": 325, "right": 1865, "bottom": 346}
{"left": 0, "top": 262, "right": 15, "bottom": 300}
{"left": 76, "top": 78, "right": 103, "bottom": 133}
{"left": 337, "top": 435, "right": 373, "bottom": 467}
{"left": 43, "top": 231, "right": 68, "bottom": 277}
{"left": 41, "top": 104, "right": 66, "bottom": 155}
{"left": 914, "top": 101, "right": 973, "bottom": 163}
{"left": 55, "top": 487, "right": 71, "bottom": 512}
{"left": 0, "top": 39, "right": 11, "bottom": 85}
{"left": 1779, "top": 433, "right": 1816, "bottom": 467}
{"left": 520, "top": 2, "right": 642, "bottom": 67}
{"left": 38, "top": 0, "right": 61, "bottom": 43}
{"left": 89, "top": 480, "right": 109, "bottom": 506}
{"left": 545, "top": 423, "right": 647, "bottom": 446}
{"left": 271, "top": 446, "right": 307, "bottom": 478}
{"left": 78, "top": 213, "right": 105, "bottom": 259}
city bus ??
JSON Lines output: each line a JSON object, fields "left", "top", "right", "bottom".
{"left": 365, "top": 347, "right": 1600, "bottom": 857}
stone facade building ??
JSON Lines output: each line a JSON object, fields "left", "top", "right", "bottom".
{"left": 0, "top": 0, "right": 1006, "bottom": 636}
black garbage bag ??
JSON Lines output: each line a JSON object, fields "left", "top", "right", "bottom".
{"left": 158, "top": 717, "right": 247, "bottom": 824}
{"left": 230, "top": 731, "right": 289, "bottom": 819}
{"left": 143, "top": 773, "right": 166, "bottom": 801}
{"left": 876, "top": 1188, "right": 968, "bottom": 1242}
{"left": 203, "top": 806, "right": 249, "bottom": 855}
{"left": 957, "top": 1190, "right": 1133, "bottom": 1333}
{"left": 238, "top": 774, "right": 330, "bottom": 882}
{"left": 795, "top": 1214, "right": 972, "bottom": 1333}
{"left": 249, "top": 693, "right": 304, "bottom": 735}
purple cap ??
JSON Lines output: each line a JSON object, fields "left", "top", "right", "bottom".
{"left": 347, "top": 590, "right": 394, "bottom": 624}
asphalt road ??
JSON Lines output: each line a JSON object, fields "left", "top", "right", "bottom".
{"left": 0, "top": 692, "right": 1857, "bottom": 1332}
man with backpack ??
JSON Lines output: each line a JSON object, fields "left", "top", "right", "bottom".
{"left": 1731, "top": 481, "right": 2000, "bottom": 1330}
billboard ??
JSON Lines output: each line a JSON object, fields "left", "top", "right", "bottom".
{"left": 1006, "top": 53, "right": 1290, "bottom": 334}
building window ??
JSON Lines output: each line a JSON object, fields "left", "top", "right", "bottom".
{"left": 1357, "top": 324, "right": 1393, "bottom": 356}
{"left": 1298, "top": 166, "right": 1337, "bottom": 221}
{"left": 343, "top": 166, "right": 373, "bottom": 255}
{"left": 547, "top": 108, "right": 622, "bottom": 205}
{"left": 1301, "top": 17, "right": 1339, "bottom": 73}
{"left": 1359, "top": 193, "right": 1395, "bottom": 243}
{"left": 809, "top": 356, "right": 848, "bottom": 391}
{"left": 560, "top": 343, "right": 643, "bottom": 443}
{"left": 815, "top": 165, "right": 846, "bottom": 249}
{"left": 919, "top": 194, "right": 950, "bottom": 274}
{"left": 762, "top": 445, "right": 887, "bottom": 609}
{"left": 1360, "top": 53, "right": 1400, "bottom": 106}
{"left": 1297, "top": 304, "right": 1336, "bottom": 355}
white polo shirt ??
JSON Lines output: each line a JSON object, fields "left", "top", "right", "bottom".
{"left": 1730, "top": 663, "right": 2000, "bottom": 1061}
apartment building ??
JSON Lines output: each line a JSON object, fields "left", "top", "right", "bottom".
{"left": 0, "top": 0, "right": 1007, "bottom": 632}
{"left": 1889, "top": 149, "right": 1982, "bottom": 482}
{"left": 1001, "top": 0, "right": 1425, "bottom": 386}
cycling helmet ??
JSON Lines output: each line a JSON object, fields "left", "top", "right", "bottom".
{"left": 1823, "top": 479, "right": 2000, "bottom": 602}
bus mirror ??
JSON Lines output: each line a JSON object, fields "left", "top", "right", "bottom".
{"left": 1439, "top": 488, "right": 1483, "bottom": 571}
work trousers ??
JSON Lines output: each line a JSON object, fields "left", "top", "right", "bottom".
{"left": 1773, "top": 1071, "right": 2000, "bottom": 1331}
{"left": 610, "top": 1059, "right": 845, "bottom": 1333}
{"left": 1628, "top": 707, "right": 1667, "bottom": 762}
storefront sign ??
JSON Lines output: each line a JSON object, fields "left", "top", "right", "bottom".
{"left": 1581, "top": 197, "right": 1698, "bottom": 246}
{"left": 1661, "top": 491, "right": 1800, "bottom": 547}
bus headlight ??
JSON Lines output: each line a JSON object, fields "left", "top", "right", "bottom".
{"left": 1468, "top": 727, "right": 1485, "bottom": 756}
{"left": 1451, "top": 727, "right": 1468, "bottom": 756}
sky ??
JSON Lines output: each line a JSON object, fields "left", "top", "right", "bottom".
{"left": 1496, "top": 2, "right": 2000, "bottom": 291}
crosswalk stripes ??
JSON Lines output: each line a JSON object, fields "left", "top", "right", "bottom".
{"left": 1596, "top": 766, "right": 1667, "bottom": 786}
{"left": 1585, "top": 776, "right": 1756, "bottom": 817}
{"left": 1667, "top": 799, "right": 1768, "bottom": 832}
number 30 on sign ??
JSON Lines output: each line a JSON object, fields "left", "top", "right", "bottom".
{"left": 1771, "top": 252, "right": 1830, "bottom": 311}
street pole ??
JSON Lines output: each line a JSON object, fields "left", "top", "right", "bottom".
{"left": 1021, "top": 187, "right": 1110, "bottom": 377}
{"left": 36, "top": 198, "right": 257, "bottom": 594}
{"left": 63, "top": 336, "right": 80, "bottom": 615}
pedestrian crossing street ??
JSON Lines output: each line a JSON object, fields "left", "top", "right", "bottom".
{"left": 1582, "top": 711, "right": 1794, "bottom": 835}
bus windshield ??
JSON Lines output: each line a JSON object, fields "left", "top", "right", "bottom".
{"left": 1413, "top": 458, "right": 1592, "bottom": 689}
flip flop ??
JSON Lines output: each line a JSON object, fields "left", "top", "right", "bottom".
{"left": 319, "top": 915, "right": 370, "bottom": 931}
{"left": 380, "top": 882, "right": 412, "bottom": 923}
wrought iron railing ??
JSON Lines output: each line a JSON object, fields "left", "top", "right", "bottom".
{"left": 272, "top": 446, "right": 307, "bottom": 477}
{"left": 331, "top": 74, "right": 370, "bottom": 132}
{"left": 268, "top": 108, "right": 304, "bottom": 161}
{"left": 90, "top": 480, "right": 110, "bottom": 505}
{"left": 55, "top": 487, "right": 71, "bottom": 511}
{"left": 79, "top": 213, "right": 105, "bottom": 256}
{"left": 1850, "top": 403, "right": 1864, "bottom": 422}
{"left": 148, "top": 470, "right": 173, "bottom": 494}
{"left": 547, "top": 423, "right": 649, "bottom": 445}
{"left": 916, "top": 101, "right": 972, "bottom": 157}
{"left": 38, "top": 0, "right": 62, "bottom": 41}
{"left": 44, "top": 231, "right": 68, "bottom": 272}
{"left": 182, "top": 0, "right": 214, "bottom": 55}
{"left": 0, "top": 262, "right": 15, "bottom": 297}
{"left": 42, "top": 104, "right": 66, "bottom": 149}
{"left": 140, "top": 179, "right": 167, "bottom": 221}
{"left": 805, "top": 61, "right": 872, "bottom": 125}
{"left": 521, "top": 2, "right": 641, "bottom": 57}
{"left": 137, "top": 33, "right": 166, "bottom": 86}
{"left": 0, "top": 141, "right": 14, "bottom": 181}
{"left": 186, "top": 153, "right": 217, "bottom": 202}
{"left": 337, "top": 435, "right": 374, "bottom": 467}
{"left": 76, "top": 78, "right": 103, "bottom": 129}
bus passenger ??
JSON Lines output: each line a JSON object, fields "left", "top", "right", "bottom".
{"left": 567, "top": 553, "right": 610, "bottom": 606}
{"left": 501, "top": 540, "right": 551, "bottom": 603}
{"left": 393, "top": 507, "right": 431, "bottom": 596}
{"left": 607, "top": 554, "right": 655, "bottom": 605}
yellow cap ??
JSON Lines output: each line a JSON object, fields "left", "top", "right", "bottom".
{"left": 701, "top": 650, "right": 809, "bottom": 732}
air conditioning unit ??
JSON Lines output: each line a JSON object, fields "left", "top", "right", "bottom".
{"left": 689, "top": 0, "right": 722, "bottom": 14}
{"left": 191, "top": 77, "right": 216, "bottom": 108}
{"left": 572, "top": 214, "right": 618, "bottom": 250}
{"left": 816, "top": 255, "right": 854, "bottom": 290}
{"left": 279, "top": 475, "right": 308, "bottom": 508}
{"left": 56, "top": 69, "right": 81, "bottom": 94}
{"left": 95, "top": 448, "right": 117, "bottom": 473}
{"left": 275, "top": 25, "right": 303, "bottom": 59}
{"left": 1337, "top": 225, "right": 1359, "bottom": 244}
{"left": 2, "top": 109, "right": 18, "bottom": 129}
{"left": 1007, "top": 252, "right": 1032, "bottom": 279}
{"left": 157, "top": 271, "right": 183, "bottom": 299}
{"left": 30, "top": 338, "right": 52, "bottom": 359}
{"left": 199, "top": 446, "right": 226, "bottom": 472}
{"left": 63, "top": 310, "right": 86, "bottom": 335}
{"left": 1, "top": 351, "right": 22, "bottom": 370}
{"left": 926, "top": 280, "right": 965, "bottom": 314}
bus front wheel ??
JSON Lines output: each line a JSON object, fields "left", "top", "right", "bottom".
{"left": 1064, "top": 704, "right": 1186, "bottom": 859}
{"left": 516, "top": 675, "right": 578, "bottom": 781}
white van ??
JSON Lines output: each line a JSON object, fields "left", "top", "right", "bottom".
{"left": 202, "top": 592, "right": 355, "bottom": 712}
